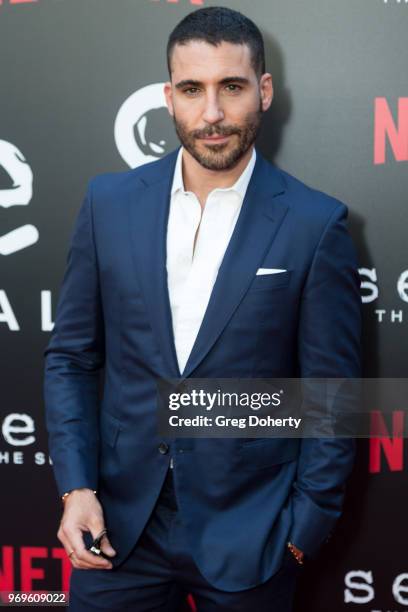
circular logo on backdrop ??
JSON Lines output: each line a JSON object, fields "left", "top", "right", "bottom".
{"left": 0, "top": 140, "right": 38, "bottom": 256}
{"left": 114, "top": 83, "right": 178, "bottom": 168}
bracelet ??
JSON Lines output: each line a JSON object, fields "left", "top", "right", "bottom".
{"left": 287, "top": 541, "right": 304, "bottom": 565}
{"left": 61, "top": 489, "right": 97, "bottom": 504}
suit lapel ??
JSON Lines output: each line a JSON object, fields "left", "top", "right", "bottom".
{"left": 127, "top": 147, "right": 288, "bottom": 380}
{"left": 181, "top": 152, "right": 288, "bottom": 378}
{"left": 127, "top": 148, "right": 181, "bottom": 378}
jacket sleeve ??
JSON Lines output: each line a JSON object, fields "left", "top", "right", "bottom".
{"left": 43, "top": 179, "right": 105, "bottom": 497}
{"left": 289, "top": 202, "right": 362, "bottom": 558}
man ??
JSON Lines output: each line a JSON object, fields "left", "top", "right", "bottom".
{"left": 44, "top": 6, "right": 362, "bottom": 611}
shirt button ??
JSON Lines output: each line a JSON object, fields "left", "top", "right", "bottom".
{"left": 158, "top": 442, "right": 169, "bottom": 455}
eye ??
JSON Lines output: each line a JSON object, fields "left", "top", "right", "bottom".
{"left": 183, "top": 87, "right": 200, "bottom": 95}
{"left": 225, "top": 84, "right": 242, "bottom": 92}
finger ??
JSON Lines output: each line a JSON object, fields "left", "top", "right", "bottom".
{"left": 59, "top": 522, "right": 106, "bottom": 568}
{"left": 88, "top": 521, "right": 116, "bottom": 558}
{"left": 66, "top": 540, "right": 112, "bottom": 570}
{"left": 69, "top": 554, "right": 110, "bottom": 570}
{"left": 99, "top": 534, "right": 117, "bottom": 558}
{"left": 59, "top": 521, "right": 112, "bottom": 569}
{"left": 59, "top": 541, "right": 94, "bottom": 570}
{"left": 70, "top": 548, "right": 113, "bottom": 570}
{"left": 68, "top": 527, "right": 113, "bottom": 569}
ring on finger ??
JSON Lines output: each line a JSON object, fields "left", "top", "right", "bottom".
{"left": 95, "top": 528, "right": 107, "bottom": 540}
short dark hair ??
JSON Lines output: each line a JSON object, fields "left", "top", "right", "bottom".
{"left": 167, "top": 6, "right": 265, "bottom": 78}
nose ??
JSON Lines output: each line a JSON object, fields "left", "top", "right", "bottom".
{"left": 202, "top": 93, "right": 224, "bottom": 125}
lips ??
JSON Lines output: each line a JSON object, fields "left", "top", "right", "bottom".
{"left": 200, "top": 135, "right": 230, "bottom": 142}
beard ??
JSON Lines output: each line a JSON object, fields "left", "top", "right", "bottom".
{"left": 172, "top": 100, "right": 263, "bottom": 171}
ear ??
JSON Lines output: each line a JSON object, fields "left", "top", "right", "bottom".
{"left": 259, "top": 73, "right": 273, "bottom": 112}
{"left": 164, "top": 82, "right": 174, "bottom": 117}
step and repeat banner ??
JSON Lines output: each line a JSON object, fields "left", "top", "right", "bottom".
{"left": 0, "top": 0, "right": 407, "bottom": 610}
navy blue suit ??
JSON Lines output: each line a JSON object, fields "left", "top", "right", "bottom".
{"left": 44, "top": 147, "right": 361, "bottom": 595}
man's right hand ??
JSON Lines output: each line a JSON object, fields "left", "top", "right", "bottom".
{"left": 57, "top": 488, "right": 116, "bottom": 570}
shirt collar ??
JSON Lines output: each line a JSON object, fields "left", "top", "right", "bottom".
{"left": 170, "top": 145, "right": 257, "bottom": 200}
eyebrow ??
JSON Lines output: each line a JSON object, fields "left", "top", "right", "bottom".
{"left": 174, "top": 76, "right": 250, "bottom": 90}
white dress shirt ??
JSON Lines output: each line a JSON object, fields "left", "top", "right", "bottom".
{"left": 166, "top": 145, "right": 256, "bottom": 375}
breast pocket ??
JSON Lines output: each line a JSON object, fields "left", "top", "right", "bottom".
{"left": 227, "top": 270, "right": 293, "bottom": 333}
{"left": 248, "top": 270, "right": 292, "bottom": 292}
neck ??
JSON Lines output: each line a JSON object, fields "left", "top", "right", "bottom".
{"left": 181, "top": 146, "right": 254, "bottom": 208}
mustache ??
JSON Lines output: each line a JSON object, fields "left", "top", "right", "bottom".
{"left": 192, "top": 126, "right": 241, "bottom": 138}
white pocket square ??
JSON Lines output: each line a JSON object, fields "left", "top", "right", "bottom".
{"left": 256, "top": 268, "right": 287, "bottom": 276}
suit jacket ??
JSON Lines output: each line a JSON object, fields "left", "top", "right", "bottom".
{"left": 44, "top": 146, "right": 362, "bottom": 592}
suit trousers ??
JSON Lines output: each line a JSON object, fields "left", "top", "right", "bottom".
{"left": 69, "top": 467, "right": 302, "bottom": 611}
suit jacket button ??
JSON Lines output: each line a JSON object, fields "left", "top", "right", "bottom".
{"left": 158, "top": 442, "right": 169, "bottom": 455}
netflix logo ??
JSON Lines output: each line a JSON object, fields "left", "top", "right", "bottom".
{"left": 369, "top": 411, "right": 406, "bottom": 473}
{"left": 0, "top": 546, "right": 71, "bottom": 592}
{"left": 374, "top": 98, "right": 408, "bottom": 164}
